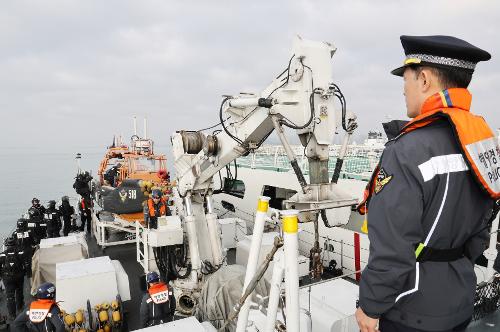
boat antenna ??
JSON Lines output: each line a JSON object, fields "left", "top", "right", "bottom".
{"left": 144, "top": 117, "right": 148, "bottom": 139}
{"left": 133, "top": 116, "right": 138, "bottom": 136}
{"left": 75, "top": 153, "right": 82, "bottom": 175}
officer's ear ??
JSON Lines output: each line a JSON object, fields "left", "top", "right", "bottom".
{"left": 418, "top": 67, "right": 436, "bottom": 93}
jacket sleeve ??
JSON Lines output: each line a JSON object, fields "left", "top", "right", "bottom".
{"left": 17, "top": 252, "right": 26, "bottom": 274}
{"left": 143, "top": 204, "right": 150, "bottom": 225}
{"left": 140, "top": 295, "right": 149, "bottom": 328}
{"left": 465, "top": 205, "right": 495, "bottom": 262}
{"left": 11, "top": 312, "right": 29, "bottom": 332}
{"left": 466, "top": 230, "right": 489, "bottom": 263}
{"left": 0, "top": 253, "right": 5, "bottom": 274}
{"left": 359, "top": 143, "right": 425, "bottom": 318}
{"left": 25, "top": 254, "right": 32, "bottom": 279}
{"left": 169, "top": 289, "right": 176, "bottom": 313}
{"left": 49, "top": 307, "right": 66, "bottom": 332}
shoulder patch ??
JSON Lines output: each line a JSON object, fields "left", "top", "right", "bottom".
{"left": 374, "top": 168, "right": 393, "bottom": 194}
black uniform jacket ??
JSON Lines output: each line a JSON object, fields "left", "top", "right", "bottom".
{"left": 359, "top": 120, "right": 494, "bottom": 330}
{"left": 0, "top": 247, "right": 26, "bottom": 279}
{"left": 11, "top": 306, "right": 65, "bottom": 332}
{"left": 139, "top": 287, "right": 176, "bottom": 327}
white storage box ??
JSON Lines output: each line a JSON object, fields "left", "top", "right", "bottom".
{"left": 111, "top": 260, "right": 131, "bottom": 301}
{"left": 40, "top": 234, "right": 88, "bottom": 252}
{"left": 31, "top": 235, "right": 89, "bottom": 294}
{"left": 246, "top": 278, "right": 360, "bottom": 332}
{"left": 148, "top": 216, "right": 184, "bottom": 247}
{"left": 56, "top": 256, "right": 128, "bottom": 312}
{"left": 298, "top": 278, "right": 359, "bottom": 332}
{"left": 132, "top": 317, "right": 209, "bottom": 331}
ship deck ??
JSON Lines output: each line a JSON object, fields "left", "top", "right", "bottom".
{"left": 4, "top": 231, "right": 499, "bottom": 331}
{"left": 87, "top": 238, "right": 143, "bottom": 331}
{"left": 85, "top": 233, "right": 500, "bottom": 331}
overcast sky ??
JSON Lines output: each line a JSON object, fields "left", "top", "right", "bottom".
{"left": 1, "top": 0, "right": 499, "bottom": 152}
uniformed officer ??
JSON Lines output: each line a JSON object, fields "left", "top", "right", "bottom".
{"left": 28, "top": 198, "right": 47, "bottom": 244}
{"left": 11, "top": 282, "right": 65, "bottom": 332}
{"left": 58, "top": 196, "right": 75, "bottom": 236}
{"left": 355, "top": 36, "right": 498, "bottom": 332}
{"left": 143, "top": 189, "right": 171, "bottom": 229}
{"left": 44, "top": 201, "right": 62, "bottom": 238}
{"left": 0, "top": 237, "right": 27, "bottom": 320}
{"left": 14, "top": 218, "right": 35, "bottom": 278}
{"left": 78, "top": 197, "right": 92, "bottom": 234}
{"left": 139, "top": 271, "right": 176, "bottom": 327}
{"left": 27, "top": 198, "right": 45, "bottom": 222}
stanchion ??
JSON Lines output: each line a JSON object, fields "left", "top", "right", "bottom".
{"left": 282, "top": 210, "right": 300, "bottom": 332}
{"left": 236, "top": 196, "right": 270, "bottom": 332}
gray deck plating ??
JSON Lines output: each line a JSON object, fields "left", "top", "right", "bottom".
{"left": 3, "top": 232, "right": 498, "bottom": 331}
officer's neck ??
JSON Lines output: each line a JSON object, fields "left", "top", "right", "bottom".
{"left": 416, "top": 84, "right": 445, "bottom": 116}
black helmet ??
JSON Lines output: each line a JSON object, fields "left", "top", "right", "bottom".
{"left": 48, "top": 200, "right": 56, "bottom": 209}
{"left": 4, "top": 237, "right": 16, "bottom": 248}
{"left": 61, "top": 196, "right": 69, "bottom": 202}
{"left": 35, "top": 282, "right": 56, "bottom": 299}
{"left": 146, "top": 271, "right": 160, "bottom": 284}
{"left": 151, "top": 189, "right": 162, "bottom": 199}
{"left": 32, "top": 197, "right": 40, "bottom": 205}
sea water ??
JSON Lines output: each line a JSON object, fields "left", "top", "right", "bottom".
{"left": 0, "top": 145, "right": 170, "bottom": 241}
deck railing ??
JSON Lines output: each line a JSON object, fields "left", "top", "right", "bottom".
{"left": 236, "top": 144, "right": 383, "bottom": 181}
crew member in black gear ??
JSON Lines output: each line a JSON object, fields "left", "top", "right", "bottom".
{"left": 73, "top": 171, "right": 93, "bottom": 198}
{"left": 58, "top": 196, "right": 75, "bottom": 236}
{"left": 11, "top": 282, "right": 65, "bottom": 332}
{"left": 78, "top": 197, "right": 92, "bottom": 233}
{"left": 140, "top": 271, "right": 176, "bottom": 327}
{"left": 28, "top": 198, "right": 46, "bottom": 244}
{"left": 27, "top": 198, "right": 45, "bottom": 222}
{"left": 44, "top": 201, "right": 62, "bottom": 238}
{"left": 14, "top": 218, "right": 35, "bottom": 278}
{"left": 0, "top": 237, "right": 27, "bottom": 320}
{"left": 103, "top": 164, "right": 120, "bottom": 187}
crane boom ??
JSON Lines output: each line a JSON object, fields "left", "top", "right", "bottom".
{"left": 168, "top": 36, "right": 359, "bottom": 314}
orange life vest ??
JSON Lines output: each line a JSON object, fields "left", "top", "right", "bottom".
{"left": 148, "top": 282, "right": 169, "bottom": 304}
{"left": 28, "top": 299, "right": 55, "bottom": 323}
{"left": 358, "top": 88, "right": 499, "bottom": 215}
{"left": 148, "top": 198, "right": 167, "bottom": 217}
